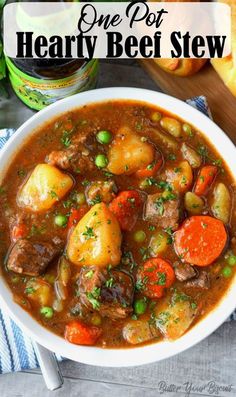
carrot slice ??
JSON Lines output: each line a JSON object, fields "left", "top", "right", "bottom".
{"left": 174, "top": 215, "right": 227, "bottom": 266}
{"left": 11, "top": 224, "right": 28, "bottom": 242}
{"left": 65, "top": 320, "right": 102, "bottom": 345}
{"left": 109, "top": 190, "right": 143, "bottom": 231}
{"left": 67, "top": 206, "right": 88, "bottom": 230}
{"left": 194, "top": 165, "right": 217, "bottom": 196}
{"left": 137, "top": 258, "right": 175, "bottom": 299}
{"left": 135, "top": 158, "right": 162, "bottom": 179}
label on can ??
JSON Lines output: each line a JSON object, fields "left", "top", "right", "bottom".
{"left": 6, "top": 57, "right": 99, "bottom": 111}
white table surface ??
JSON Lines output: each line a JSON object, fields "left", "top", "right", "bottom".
{"left": 0, "top": 60, "right": 235, "bottom": 397}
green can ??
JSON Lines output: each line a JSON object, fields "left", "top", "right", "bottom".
{"left": 6, "top": 57, "right": 99, "bottom": 111}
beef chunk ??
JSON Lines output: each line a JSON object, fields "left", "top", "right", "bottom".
{"left": 7, "top": 239, "right": 63, "bottom": 276}
{"left": 86, "top": 180, "right": 117, "bottom": 205}
{"left": 46, "top": 134, "right": 95, "bottom": 173}
{"left": 78, "top": 267, "right": 134, "bottom": 320}
{"left": 144, "top": 192, "right": 180, "bottom": 230}
{"left": 185, "top": 271, "right": 210, "bottom": 289}
{"left": 174, "top": 262, "right": 197, "bottom": 282}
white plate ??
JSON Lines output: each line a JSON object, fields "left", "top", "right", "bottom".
{"left": 0, "top": 87, "right": 236, "bottom": 367}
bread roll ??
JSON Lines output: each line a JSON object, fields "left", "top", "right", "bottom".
{"left": 153, "top": 58, "right": 207, "bottom": 77}
{"left": 150, "top": 0, "right": 208, "bottom": 76}
{"left": 211, "top": 0, "right": 236, "bottom": 96}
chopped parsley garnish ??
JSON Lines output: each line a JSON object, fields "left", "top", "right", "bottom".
{"left": 83, "top": 226, "right": 95, "bottom": 240}
{"left": 212, "top": 158, "right": 222, "bottom": 167}
{"left": 197, "top": 145, "right": 208, "bottom": 157}
{"left": 29, "top": 224, "right": 46, "bottom": 237}
{"left": 154, "top": 193, "right": 176, "bottom": 216}
{"left": 128, "top": 197, "right": 135, "bottom": 207}
{"left": 171, "top": 289, "right": 190, "bottom": 305}
{"left": 49, "top": 190, "right": 59, "bottom": 200}
{"left": 90, "top": 194, "right": 102, "bottom": 206}
{"left": 157, "top": 272, "right": 166, "bottom": 286}
{"left": 61, "top": 130, "right": 72, "bottom": 147}
{"left": 148, "top": 225, "right": 156, "bottom": 232}
{"left": 105, "top": 277, "right": 114, "bottom": 288}
{"left": 25, "top": 287, "right": 35, "bottom": 295}
{"left": 164, "top": 227, "right": 174, "bottom": 244}
{"left": 86, "top": 287, "right": 101, "bottom": 309}
{"left": 150, "top": 311, "right": 171, "bottom": 327}
{"left": 174, "top": 167, "right": 182, "bottom": 174}
{"left": 146, "top": 177, "right": 158, "bottom": 186}
{"left": 135, "top": 122, "right": 143, "bottom": 131}
{"left": 82, "top": 180, "right": 90, "bottom": 187}
{"left": 156, "top": 181, "right": 173, "bottom": 191}
{"left": 139, "top": 247, "right": 152, "bottom": 261}
{"left": 135, "top": 276, "right": 148, "bottom": 291}
{"left": 103, "top": 171, "right": 114, "bottom": 178}
{"left": 85, "top": 270, "right": 94, "bottom": 279}
{"left": 197, "top": 146, "right": 224, "bottom": 172}
{"left": 147, "top": 162, "right": 155, "bottom": 170}
{"left": 121, "top": 251, "right": 136, "bottom": 270}
{"left": 167, "top": 153, "right": 176, "bottom": 161}
{"left": 155, "top": 197, "right": 165, "bottom": 216}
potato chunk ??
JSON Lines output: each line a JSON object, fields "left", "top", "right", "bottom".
{"left": 154, "top": 295, "right": 197, "bottom": 340}
{"left": 149, "top": 230, "right": 169, "bottom": 256}
{"left": 211, "top": 183, "right": 231, "bottom": 224}
{"left": 184, "top": 192, "right": 204, "bottom": 215}
{"left": 25, "top": 279, "right": 53, "bottom": 307}
{"left": 160, "top": 117, "right": 181, "bottom": 138}
{"left": 166, "top": 161, "right": 193, "bottom": 193}
{"left": 67, "top": 203, "right": 122, "bottom": 267}
{"left": 18, "top": 164, "right": 73, "bottom": 212}
{"left": 107, "top": 127, "right": 154, "bottom": 175}
{"left": 123, "top": 319, "right": 159, "bottom": 345}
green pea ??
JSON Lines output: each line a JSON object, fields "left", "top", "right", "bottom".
{"left": 134, "top": 298, "right": 147, "bottom": 315}
{"left": 150, "top": 112, "right": 162, "bottom": 122}
{"left": 40, "top": 306, "right": 54, "bottom": 319}
{"left": 221, "top": 266, "right": 232, "bottom": 278}
{"left": 95, "top": 154, "right": 108, "bottom": 168}
{"left": 76, "top": 192, "right": 86, "bottom": 205}
{"left": 96, "top": 130, "right": 112, "bottom": 144}
{"left": 133, "top": 230, "right": 146, "bottom": 243}
{"left": 54, "top": 214, "right": 68, "bottom": 227}
{"left": 227, "top": 255, "right": 236, "bottom": 266}
{"left": 183, "top": 123, "right": 193, "bottom": 136}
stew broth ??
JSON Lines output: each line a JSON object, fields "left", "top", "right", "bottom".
{"left": 0, "top": 100, "right": 236, "bottom": 348}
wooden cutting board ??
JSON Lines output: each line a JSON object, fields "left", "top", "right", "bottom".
{"left": 139, "top": 59, "right": 236, "bottom": 144}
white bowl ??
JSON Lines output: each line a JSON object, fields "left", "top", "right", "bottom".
{"left": 0, "top": 87, "right": 236, "bottom": 367}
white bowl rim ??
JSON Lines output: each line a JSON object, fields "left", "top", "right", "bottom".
{"left": 0, "top": 87, "right": 236, "bottom": 367}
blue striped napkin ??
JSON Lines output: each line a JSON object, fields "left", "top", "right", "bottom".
{"left": 0, "top": 96, "right": 235, "bottom": 375}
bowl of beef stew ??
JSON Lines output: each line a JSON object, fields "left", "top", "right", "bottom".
{"left": 0, "top": 87, "right": 236, "bottom": 366}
